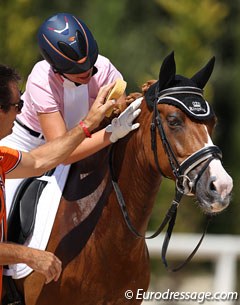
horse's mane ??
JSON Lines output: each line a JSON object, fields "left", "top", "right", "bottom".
{"left": 125, "top": 80, "right": 157, "bottom": 105}
{"left": 96, "top": 81, "right": 154, "bottom": 131}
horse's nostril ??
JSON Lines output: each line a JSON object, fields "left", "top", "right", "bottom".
{"left": 210, "top": 180, "right": 216, "bottom": 192}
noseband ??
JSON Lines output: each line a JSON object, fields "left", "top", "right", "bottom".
{"left": 109, "top": 87, "right": 223, "bottom": 271}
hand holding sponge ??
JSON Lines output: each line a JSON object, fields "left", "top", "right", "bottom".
{"left": 105, "top": 78, "right": 127, "bottom": 117}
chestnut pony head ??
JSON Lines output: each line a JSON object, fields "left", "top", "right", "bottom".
{"left": 144, "top": 52, "right": 232, "bottom": 214}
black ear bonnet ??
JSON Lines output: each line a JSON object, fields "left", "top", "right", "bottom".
{"left": 145, "top": 52, "right": 216, "bottom": 121}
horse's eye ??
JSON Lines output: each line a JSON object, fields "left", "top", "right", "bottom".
{"left": 167, "top": 115, "right": 182, "bottom": 128}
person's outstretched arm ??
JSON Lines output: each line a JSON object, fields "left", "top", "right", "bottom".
{"left": 0, "top": 243, "right": 61, "bottom": 283}
{"left": 6, "top": 83, "right": 116, "bottom": 179}
{"left": 38, "top": 96, "right": 142, "bottom": 165}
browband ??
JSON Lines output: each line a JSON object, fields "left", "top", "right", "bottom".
{"left": 156, "top": 86, "right": 214, "bottom": 120}
{"left": 158, "top": 86, "right": 204, "bottom": 98}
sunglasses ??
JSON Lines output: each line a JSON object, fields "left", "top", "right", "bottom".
{"left": 9, "top": 99, "right": 24, "bottom": 113}
{"left": 0, "top": 98, "right": 24, "bottom": 113}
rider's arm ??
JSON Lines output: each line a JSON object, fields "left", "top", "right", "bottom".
{"left": 6, "top": 84, "right": 116, "bottom": 179}
{"left": 38, "top": 94, "right": 126, "bottom": 165}
{"left": 0, "top": 243, "right": 61, "bottom": 283}
{"left": 38, "top": 111, "right": 111, "bottom": 165}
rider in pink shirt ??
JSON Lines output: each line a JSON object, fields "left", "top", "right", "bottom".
{"left": 1, "top": 13, "right": 142, "bottom": 216}
{"left": 18, "top": 55, "right": 122, "bottom": 133}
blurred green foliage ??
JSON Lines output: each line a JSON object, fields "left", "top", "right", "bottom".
{"left": 0, "top": 0, "right": 239, "bottom": 234}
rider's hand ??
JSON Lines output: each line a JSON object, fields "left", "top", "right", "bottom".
{"left": 105, "top": 98, "right": 142, "bottom": 143}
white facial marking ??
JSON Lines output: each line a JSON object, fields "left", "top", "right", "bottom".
{"left": 204, "top": 127, "right": 214, "bottom": 147}
{"left": 204, "top": 127, "right": 233, "bottom": 200}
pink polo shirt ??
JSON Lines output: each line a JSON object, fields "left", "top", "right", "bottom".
{"left": 17, "top": 55, "right": 123, "bottom": 133}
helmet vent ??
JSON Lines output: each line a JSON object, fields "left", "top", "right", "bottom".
{"left": 76, "top": 30, "right": 87, "bottom": 57}
{"left": 57, "top": 41, "right": 80, "bottom": 61}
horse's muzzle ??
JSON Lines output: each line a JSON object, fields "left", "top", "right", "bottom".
{"left": 194, "top": 160, "right": 233, "bottom": 214}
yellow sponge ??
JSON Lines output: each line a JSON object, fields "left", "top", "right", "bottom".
{"left": 105, "top": 78, "right": 127, "bottom": 117}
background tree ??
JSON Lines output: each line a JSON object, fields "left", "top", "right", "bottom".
{"left": 0, "top": 0, "right": 239, "bottom": 235}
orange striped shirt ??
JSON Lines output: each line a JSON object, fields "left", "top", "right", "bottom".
{"left": 0, "top": 146, "right": 21, "bottom": 299}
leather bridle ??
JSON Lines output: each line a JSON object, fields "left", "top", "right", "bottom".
{"left": 151, "top": 86, "right": 222, "bottom": 195}
{"left": 109, "top": 87, "right": 222, "bottom": 271}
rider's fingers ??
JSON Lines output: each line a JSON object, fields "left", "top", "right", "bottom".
{"left": 130, "top": 123, "right": 140, "bottom": 131}
{"left": 129, "top": 98, "right": 143, "bottom": 112}
{"left": 97, "top": 82, "right": 116, "bottom": 103}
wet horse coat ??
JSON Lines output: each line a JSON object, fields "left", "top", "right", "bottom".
{"left": 10, "top": 52, "right": 232, "bottom": 305}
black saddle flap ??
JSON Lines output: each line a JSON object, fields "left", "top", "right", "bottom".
{"left": 7, "top": 169, "right": 55, "bottom": 244}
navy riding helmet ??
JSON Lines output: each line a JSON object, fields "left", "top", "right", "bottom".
{"left": 38, "top": 13, "right": 99, "bottom": 74}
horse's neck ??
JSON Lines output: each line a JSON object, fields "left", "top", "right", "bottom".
{"left": 61, "top": 124, "right": 162, "bottom": 247}
{"left": 112, "top": 128, "right": 162, "bottom": 235}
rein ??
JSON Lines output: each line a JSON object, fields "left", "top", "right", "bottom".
{"left": 109, "top": 86, "right": 222, "bottom": 272}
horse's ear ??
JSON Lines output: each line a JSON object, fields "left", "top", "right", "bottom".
{"left": 191, "top": 57, "right": 215, "bottom": 89}
{"left": 158, "top": 51, "right": 176, "bottom": 91}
